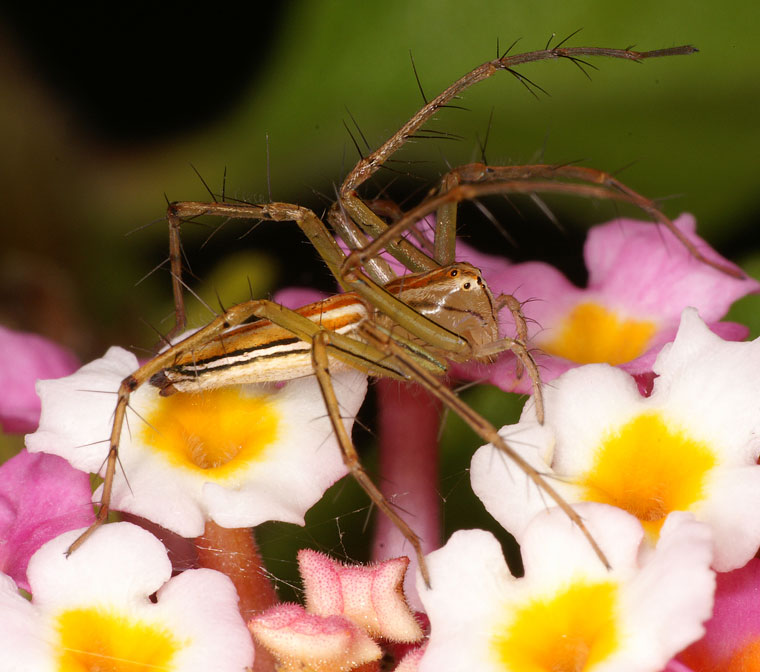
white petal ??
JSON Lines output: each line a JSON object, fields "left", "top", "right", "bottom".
{"left": 697, "top": 466, "right": 760, "bottom": 570}
{"left": 27, "top": 346, "right": 369, "bottom": 537}
{"left": 652, "top": 309, "right": 760, "bottom": 464}
{"left": 153, "top": 569, "right": 254, "bottom": 671}
{"left": 26, "top": 347, "right": 137, "bottom": 471}
{"left": 543, "top": 363, "right": 646, "bottom": 476}
{"left": 0, "top": 573, "right": 54, "bottom": 671}
{"left": 28, "top": 522, "right": 172, "bottom": 610}
{"left": 612, "top": 513, "right": 715, "bottom": 670}
{"left": 417, "top": 529, "right": 514, "bottom": 672}
{"left": 520, "top": 503, "right": 644, "bottom": 582}
{"left": 470, "top": 421, "right": 579, "bottom": 540}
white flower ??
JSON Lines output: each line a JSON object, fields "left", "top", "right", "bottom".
{"left": 26, "top": 346, "right": 368, "bottom": 536}
{"left": 0, "top": 522, "right": 253, "bottom": 671}
{"left": 471, "top": 308, "right": 760, "bottom": 571}
{"left": 417, "top": 505, "right": 715, "bottom": 672}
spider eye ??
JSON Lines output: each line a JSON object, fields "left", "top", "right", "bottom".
{"left": 450, "top": 269, "right": 458, "bottom": 277}
{"left": 463, "top": 282, "right": 471, "bottom": 289}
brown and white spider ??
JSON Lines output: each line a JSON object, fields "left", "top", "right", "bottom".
{"left": 58, "top": 40, "right": 725, "bottom": 585}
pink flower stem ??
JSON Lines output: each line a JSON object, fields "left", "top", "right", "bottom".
{"left": 195, "top": 522, "right": 278, "bottom": 672}
{"left": 372, "top": 379, "right": 442, "bottom": 608}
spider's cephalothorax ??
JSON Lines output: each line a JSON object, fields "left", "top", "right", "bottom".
{"left": 379, "top": 263, "right": 500, "bottom": 361}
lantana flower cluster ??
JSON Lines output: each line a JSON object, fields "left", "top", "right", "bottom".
{"left": 1, "top": 213, "right": 760, "bottom": 671}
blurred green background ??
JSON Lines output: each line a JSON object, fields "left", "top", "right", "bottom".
{"left": 2, "top": 1, "right": 759, "bottom": 590}
{"left": 2, "top": 0, "right": 759, "bottom": 356}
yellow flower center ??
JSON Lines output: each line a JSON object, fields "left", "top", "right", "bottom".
{"left": 493, "top": 581, "right": 619, "bottom": 671}
{"left": 141, "top": 387, "right": 279, "bottom": 480}
{"left": 579, "top": 412, "right": 717, "bottom": 536}
{"left": 56, "top": 607, "right": 182, "bottom": 672}
{"left": 542, "top": 302, "right": 656, "bottom": 365}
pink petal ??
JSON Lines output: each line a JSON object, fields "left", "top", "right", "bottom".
{"left": 453, "top": 215, "right": 759, "bottom": 392}
{"left": 299, "top": 549, "right": 423, "bottom": 643}
{"left": 585, "top": 215, "right": 753, "bottom": 320}
{"left": 0, "top": 326, "right": 79, "bottom": 433}
{"left": 249, "top": 602, "right": 381, "bottom": 671}
{"left": 704, "top": 320, "right": 750, "bottom": 342}
{"left": 482, "top": 260, "right": 584, "bottom": 338}
{"left": 677, "top": 559, "right": 760, "bottom": 671}
{"left": 273, "top": 287, "right": 329, "bottom": 310}
{"left": 0, "top": 450, "right": 94, "bottom": 591}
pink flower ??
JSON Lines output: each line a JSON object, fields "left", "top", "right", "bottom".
{"left": 455, "top": 214, "right": 759, "bottom": 392}
{"left": 250, "top": 552, "right": 423, "bottom": 671}
{"left": 0, "top": 450, "right": 94, "bottom": 591}
{"left": 0, "top": 325, "right": 88, "bottom": 589}
{"left": 0, "top": 326, "right": 79, "bottom": 433}
{"left": 250, "top": 603, "right": 382, "bottom": 672}
{"left": 675, "top": 558, "right": 760, "bottom": 671}
{"left": 299, "top": 549, "right": 423, "bottom": 643}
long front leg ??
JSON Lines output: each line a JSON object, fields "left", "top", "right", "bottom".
{"left": 340, "top": 45, "right": 697, "bottom": 198}
{"left": 311, "top": 331, "right": 431, "bottom": 586}
{"left": 338, "top": 44, "right": 698, "bottom": 269}
{"left": 164, "top": 200, "right": 351, "bottom": 341}
{"left": 434, "top": 162, "right": 745, "bottom": 278}
{"left": 359, "top": 321, "right": 609, "bottom": 571}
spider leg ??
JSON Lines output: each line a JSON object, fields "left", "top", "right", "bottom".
{"left": 311, "top": 330, "right": 431, "bottom": 586}
{"left": 67, "top": 296, "right": 403, "bottom": 555}
{"left": 360, "top": 321, "right": 609, "bottom": 570}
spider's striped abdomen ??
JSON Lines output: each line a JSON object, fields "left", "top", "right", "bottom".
{"left": 153, "top": 293, "right": 369, "bottom": 393}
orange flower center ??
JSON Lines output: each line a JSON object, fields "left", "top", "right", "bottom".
{"left": 493, "top": 581, "right": 619, "bottom": 671}
{"left": 56, "top": 607, "right": 183, "bottom": 672}
{"left": 579, "top": 412, "right": 717, "bottom": 537}
{"left": 141, "top": 387, "right": 279, "bottom": 481}
{"left": 542, "top": 302, "right": 656, "bottom": 365}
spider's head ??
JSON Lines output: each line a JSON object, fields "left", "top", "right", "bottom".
{"left": 386, "top": 262, "right": 500, "bottom": 357}
{"left": 437, "top": 263, "right": 501, "bottom": 356}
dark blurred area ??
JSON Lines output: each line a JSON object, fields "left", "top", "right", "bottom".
{"left": 0, "top": 4, "right": 293, "bottom": 357}
{"left": 0, "top": 6, "right": 283, "bottom": 143}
